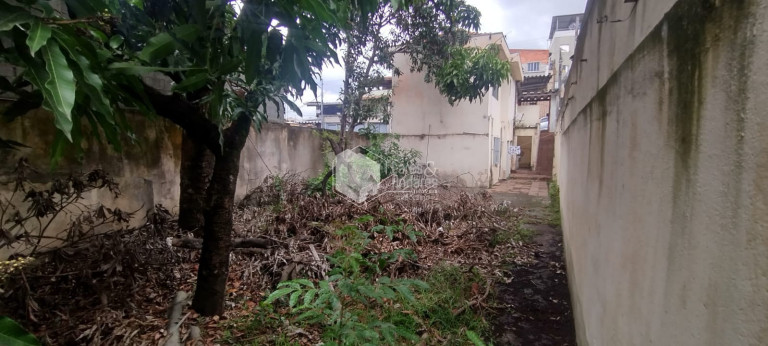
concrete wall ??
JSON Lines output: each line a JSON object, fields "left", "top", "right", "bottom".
{"left": 236, "top": 124, "right": 366, "bottom": 200}
{"left": 0, "top": 108, "right": 352, "bottom": 257}
{"left": 516, "top": 103, "right": 547, "bottom": 127}
{"left": 558, "top": 0, "right": 768, "bottom": 345}
{"left": 391, "top": 33, "right": 519, "bottom": 187}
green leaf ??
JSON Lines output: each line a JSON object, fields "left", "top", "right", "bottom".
{"left": 303, "top": 289, "right": 317, "bottom": 307}
{"left": 393, "top": 284, "right": 415, "bottom": 302}
{"left": 88, "top": 28, "right": 107, "bottom": 42}
{"left": 314, "top": 291, "right": 331, "bottom": 307}
{"left": 300, "top": 0, "right": 335, "bottom": 23}
{"left": 242, "top": 30, "right": 264, "bottom": 84}
{"left": 0, "top": 11, "right": 33, "bottom": 32}
{"left": 41, "top": 41, "right": 76, "bottom": 141}
{"left": 378, "top": 285, "right": 396, "bottom": 299}
{"left": 0, "top": 316, "right": 40, "bottom": 346}
{"left": 357, "top": 285, "right": 378, "bottom": 300}
{"left": 173, "top": 24, "right": 202, "bottom": 42}
{"left": 466, "top": 330, "right": 486, "bottom": 346}
{"left": 26, "top": 20, "right": 51, "bottom": 56}
{"left": 71, "top": 55, "right": 111, "bottom": 117}
{"left": 264, "top": 287, "right": 294, "bottom": 304}
{"left": 292, "top": 279, "right": 315, "bottom": 288}
{"left": 356, "top": 215, "right": 374, "bottom": 223}
{"left": 289, "top": 290, "right": 301, "bottom": 308}
{"left": 280, "top": 95, "right": 303, "bottom": 117}
{"left": 172, "top": 72, "right": 209, "bottom": 93}
{"left": 108, "top": 35, "right": 124, "bottom": 49}
{"left": 63, "top": 0, "right": 106, "bottom": 17}
{"left": 295, "top": 309, "right": 321, "bottom": 322}
{"left": 407, "top": 279, "right": 429, "bottom": 290}
{"left": 138, "top": 32, "right": 177, "bottom": 62}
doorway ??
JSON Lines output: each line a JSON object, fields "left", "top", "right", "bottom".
{"left": 518, "top": 136, "right": 532, "bottom": 169}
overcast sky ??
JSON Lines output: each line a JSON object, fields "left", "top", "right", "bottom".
{"left": 286, "top": 0, "right": 588, "bottom": 120}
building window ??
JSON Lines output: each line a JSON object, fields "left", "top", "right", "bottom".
{"left": 493, "top": 137, "right": 501, "bottom": 166}
{"left": 492, "top": 87, "right": 499, "bottom": 99}
{"left": 527, "top": 62, "right": 540, "bottom": 72}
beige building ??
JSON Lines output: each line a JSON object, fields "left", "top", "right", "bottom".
{"left": 509, "top": 49, "right": 552, "bottom": 171}
{"left": 548, "top": 14, "right": 582, "bottom": 178}
{"left": 391, "top": 33, "right": 523, "bottom": 187}
{"left": 557, "top": 0, "right": 768, "bottom": 344}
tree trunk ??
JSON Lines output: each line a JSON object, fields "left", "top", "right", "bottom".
{"left": 191, "top": 115, "right": 251, "bottom": 316}
{"left": 178, "top": 133, "right": 214, "bottom": 237}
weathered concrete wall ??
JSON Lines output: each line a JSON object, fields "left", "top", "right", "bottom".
{"left": 0, "top": 108, "right": 353, "bottom": 257}
{"left": 236, "top": 123, "right": 366, "bottom": 200}
{"left": 516, "top": 103, "right": 547, "bottom": 127}
{"left": 0, "top": 108, "right": 182, "bottom": 256}
{"left": 558, "top": 0, "right": 768, "bottom": 345}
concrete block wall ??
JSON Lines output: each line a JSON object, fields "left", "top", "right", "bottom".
{"left": 0, "top": 107, "right": 357, "bottom": 258}
{"left": 558, "top": 0, "right": 768, "bottom": 344}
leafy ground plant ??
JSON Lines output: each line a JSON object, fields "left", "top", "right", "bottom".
{"left": 0, "top": 316, "right": 40, "bottom": 346}
{"left": 222, "top": 220, "right": 493, "bottom": 345}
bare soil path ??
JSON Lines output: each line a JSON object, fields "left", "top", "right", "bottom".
{"left": 488, "top": 177, "right": 576, "bottom": 346}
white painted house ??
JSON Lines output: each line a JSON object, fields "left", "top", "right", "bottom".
{"left": 390, "top": 33, "right": 523, "bottom": 187}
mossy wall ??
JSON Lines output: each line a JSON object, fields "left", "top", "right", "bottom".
{"left": 558, "top": 0, "right": 767, "bottom": 344}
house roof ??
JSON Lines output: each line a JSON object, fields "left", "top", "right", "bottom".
{"left": 509, "top": 49, "right": 550, "bottom": 64}
{"left": 520, "top": 75, "right": 553, "bottom": 92}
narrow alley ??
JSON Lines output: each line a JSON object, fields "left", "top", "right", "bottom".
{"left": 489, "top": 177, "right": 576, "bottom": 345}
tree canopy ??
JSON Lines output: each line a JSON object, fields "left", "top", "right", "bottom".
{"left": 0, "top": 0, "right": 512, "bottom": 316}
{"left": 335, "top": 0, "right": 511, "bottom": 141}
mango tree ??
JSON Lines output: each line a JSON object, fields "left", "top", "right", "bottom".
{"left": 0, "top": 0, "right": 356, "bottom": 315}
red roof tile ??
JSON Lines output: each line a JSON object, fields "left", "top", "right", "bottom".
{"left": 509, "top": 49, "right": 550, "bottom": 64}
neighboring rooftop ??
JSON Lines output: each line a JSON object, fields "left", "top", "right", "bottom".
{"left": 549, "top": 14, "right": 584, "bottom": 39}
{"left": 509, "top": 49, "right": 550, "bottom": 64}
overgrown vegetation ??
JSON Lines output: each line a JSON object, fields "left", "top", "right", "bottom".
{"left": 548, "top": 181, "right": 562, "bottom": 227}
{"left": 1, "top": 170, "right": 532, "bottom": 344}
{"left": 226, "top": 258, "right": 492, "bottom": 345}
{"left": 359, "top": 127, "right": 421, "bottom": 179}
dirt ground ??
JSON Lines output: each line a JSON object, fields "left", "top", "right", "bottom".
{"left": 489, "top": 178, "right": 577, "bottom": 346}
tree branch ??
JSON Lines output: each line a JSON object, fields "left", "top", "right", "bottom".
{"left": 143, "top": 84, "right": 224, "bottom": 154}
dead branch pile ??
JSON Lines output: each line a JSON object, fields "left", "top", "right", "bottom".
{"left": 0, "top": 173, "right": 533, "bottom": 345}
{"left": 229, "top": 174, "right": 535, "bottom": 295}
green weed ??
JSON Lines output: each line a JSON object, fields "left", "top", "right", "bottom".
{"left": 221, "top": 220, "right": 492, "bottom": 345}
{"left": 548, "top": 181, "right": 561, "bottom": 227}
{"left": 513, "top": 225, "right": 535, "bottom": 243}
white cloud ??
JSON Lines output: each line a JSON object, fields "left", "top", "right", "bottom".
{"left": 466, "top": 0, "right": 588, "bottom": 49}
